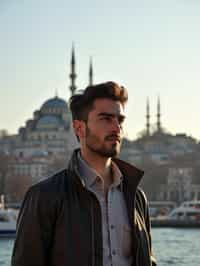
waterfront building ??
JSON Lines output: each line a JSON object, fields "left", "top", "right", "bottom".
{"left": 157, "top": 166, "right": 200, "bottom": 201}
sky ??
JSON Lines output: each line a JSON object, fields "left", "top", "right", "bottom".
{"left": 1, "top": 0, "right": 200, "bottom": 140}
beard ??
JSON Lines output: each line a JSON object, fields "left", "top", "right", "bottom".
{"left": 85, "top": 125, "right": 121, "bottom": 158}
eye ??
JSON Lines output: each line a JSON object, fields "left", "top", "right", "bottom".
{"left": 101, "top": 116, "right": 111, "bottom": 121}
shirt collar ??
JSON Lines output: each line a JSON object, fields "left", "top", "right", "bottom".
{"left": 77, "top": 151, "right": 123, "bottom": 190}
{"left": 77, "top": 151, "right": 98, "bottom": 187}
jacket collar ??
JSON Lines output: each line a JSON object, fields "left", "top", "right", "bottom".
{"left": 112, "top": 157, "right": 144, "bottom": 189}
{"left": 68, "top": 149, "right": 144, "bottom": 190}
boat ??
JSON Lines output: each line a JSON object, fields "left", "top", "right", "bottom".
{"left": 149, "top": 201, "right": 176, "bottom": 217}
{"left": 0, "top": 195, "right": 18, "bottom": 237}
{"left": 151, "top": 200, "right": 200, "bottom": 228}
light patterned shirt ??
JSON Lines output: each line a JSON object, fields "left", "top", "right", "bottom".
{"left": 77, "top": 153, "right": 133, "bottom": 266}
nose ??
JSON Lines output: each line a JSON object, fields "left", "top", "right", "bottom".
{"left": 111, "top": 118, "right": 122, "bottom": 133}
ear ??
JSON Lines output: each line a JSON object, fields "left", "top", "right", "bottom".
{"left": 73, "top": 120, "right": 86, "bottom": 139}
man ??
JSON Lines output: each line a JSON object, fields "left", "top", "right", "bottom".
{"left": 12, "top": 82, "right": 156, "bottom": 266}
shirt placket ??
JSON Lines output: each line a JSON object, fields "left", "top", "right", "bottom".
{"left": 92, "top": 180, "right": 112, "bottom": 266}
{"left": 107, "top": 186, "right": 118, "bottom": 266}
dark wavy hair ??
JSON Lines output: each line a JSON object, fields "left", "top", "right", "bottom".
{"left": 69, "top": 81, "right": 128, "bottom": 121}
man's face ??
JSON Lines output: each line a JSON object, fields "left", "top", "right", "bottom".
{"left": 83, "top": 98, "right": 126, "bottom": 158}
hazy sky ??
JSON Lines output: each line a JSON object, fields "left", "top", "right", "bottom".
{"left": 1, "top": 0, "right": 200, "bottom": 140}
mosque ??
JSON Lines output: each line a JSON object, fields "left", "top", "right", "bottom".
{"left": 0, "top": 47, "right": 94, "bottom": 182}
{"left": 14, "top": 48, "right": 93, "bottom": 157}
{"left": 15, "top": 46, "right": 94, "bottom": 157}
{"left": 120, "top": 96, "right": 200, "bottom": 202}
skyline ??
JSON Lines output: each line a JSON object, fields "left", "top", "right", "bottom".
{"left": 1, "top": 1, "right": 200, "bottom": 140}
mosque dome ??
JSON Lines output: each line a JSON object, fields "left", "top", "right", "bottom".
{"left": 42, "top": 97, "right": 68, "bottom": 109}
{"left": 41, "top": 96, "right": 68, "bottom": 114}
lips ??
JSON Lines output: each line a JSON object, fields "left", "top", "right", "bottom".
{"left": 105, "top": 135, "right": 121, "bottom": 143}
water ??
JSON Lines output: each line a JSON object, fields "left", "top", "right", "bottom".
{"left": 152, "top": 228, "right": 200, "bottom": 265}
{"left": 1, "top": 228, "right": 200, "bottom": 265}
{"left": 0, "top": 238, "right": 13, "bottom": 266}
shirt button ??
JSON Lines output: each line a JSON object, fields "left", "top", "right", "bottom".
{"left": 112, "top": 250, "right": 116, "bottom": 255}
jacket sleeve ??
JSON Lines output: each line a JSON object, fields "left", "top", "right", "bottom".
{"left": 136, "top": 188, "right": 157, "bottom": 266}
{"left": 11, "top": 185, "right": 57, "bottom": 266}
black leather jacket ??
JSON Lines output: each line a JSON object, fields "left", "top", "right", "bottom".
{"left": 12, "top": 150, "right": 156, "bottom": 266}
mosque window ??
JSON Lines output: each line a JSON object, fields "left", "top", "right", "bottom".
{"left": 190, "top": 191, "right": 195, "bottom": 200}
{"left": 170, "top": 191, "right": 175, "bottom": 201}
{"left": 163, "top": 191, "right": 167, "bottom": 200}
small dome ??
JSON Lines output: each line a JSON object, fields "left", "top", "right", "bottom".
{"left": 41, "top": 96, "right": 68, "bottom": 110}
{"left": 36, "top": 115, "right": 61, "bottom": 129}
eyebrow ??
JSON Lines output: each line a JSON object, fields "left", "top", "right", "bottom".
{"left": 98, "top": 112, "right": 126, "bottom": 120}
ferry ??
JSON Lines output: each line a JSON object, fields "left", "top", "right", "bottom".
{"left": 151, "top": 201, "right": 200, "bottom": 228}
{"left": 0, "top": 196, "right": 18, "bottom": 237}
{"left": 168, "top": 200, "right": 200, "bottom": 221}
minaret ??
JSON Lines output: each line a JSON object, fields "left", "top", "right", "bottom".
{"left": 55, "top": 88, "right": 58, "bottom": 98}
{"left": 157, "top": 96, "right": 161, "bottom": 132}
{"left": 146, "top": 97, "right": 150, "bottom": 136}
{"left": 89, "top": 57, "right": 93, "bottom": 86}
{"left": 69, "top": 45, "right": 77, "bottom": 96}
